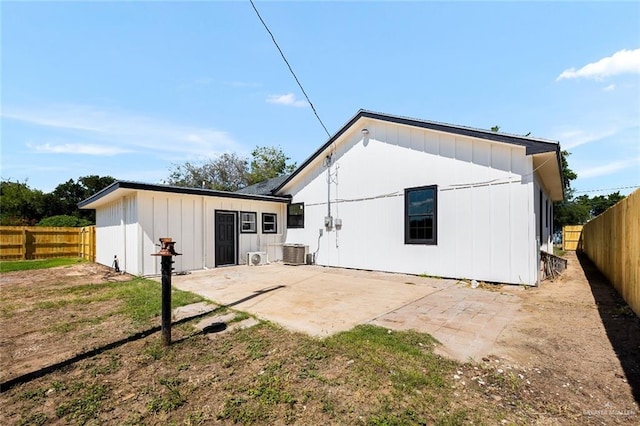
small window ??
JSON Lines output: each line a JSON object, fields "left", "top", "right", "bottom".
{"left": 405, "top": 185, "right": 437, "bottom": 245}
{"left": 240, "top": 211, "right": 257, "bottom": 233}
{"left": 287, "top": 203, "right": 304, "bottom": 228}
{"left": 262, "top": 213, "right": 277, "bottom": 234}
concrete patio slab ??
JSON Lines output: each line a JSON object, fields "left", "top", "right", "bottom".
{"left": 370, "top": 286, "right": 521, "bottom": 362}
{"left": 170, "top": 263, "right": 522, "bottom": 362}
{"left": 172, "top": 301, "right": 218, "bottom": 322}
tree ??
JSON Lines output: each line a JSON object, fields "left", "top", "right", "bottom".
{"left": 1, "top": 175, "right": 115, "bottom": 226}
{"left": 79, "top": 175, "right": 117, "bottom": 197}
{"left": 0, "top": 180, "right": 47, "bottom": 225}
{"left": 247, "top": 146, "right": 297, "bottom": 185}
{"left": 166, "top": 153, "right": 249, "bottom": 191}
{"left": 552, "top": 150, "right": 581, "bottom": 231}
{"left": 589, "top": 191, "right": 625, "bottom": 217}
{"left": 38, "top": 215, "right": 93, "bottom": 227}
{"left": 50, "top": 179, "right": 87, "bottom": 217}
{"left": 49, "top": 175, "right": 115, "bottom": 222}
{"left": 165, "top": 146, "right": 297, "bottom": 190}
{"left": 558, "top": 150, "right": 577, "bottom": 198}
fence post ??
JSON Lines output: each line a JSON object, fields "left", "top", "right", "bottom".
{"left": 80, "top": 228, "right": 84, "bottom": 260}
{"left": 21, "top": 228, "right": 27, "bottom": 260}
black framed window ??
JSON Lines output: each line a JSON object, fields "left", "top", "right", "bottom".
{"left": 240, "top": 211, "right": 257, "bottom": 233}
{"left": 287, "top": 203, "right": 304, "bottom": 228}
{"left": 405, "top": 185, "right": 437, "bottom": 245}
{"left": 262, "top": 213, "right": 277, "bottom": 234}
{"left": 545, "top": 199, "right": 549, "bottom": 229}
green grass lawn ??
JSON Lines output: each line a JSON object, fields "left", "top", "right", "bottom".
{"left": 31, "top": 277, "right": 206, "bottom": 328}
{"left": 0, "top": 258, "right": 85, "bottom": 273}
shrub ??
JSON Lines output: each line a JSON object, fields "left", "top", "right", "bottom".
{"left": 37, "top": 215, "right": 93, "bottom": 227}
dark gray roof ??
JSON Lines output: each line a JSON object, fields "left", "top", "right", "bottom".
{"left": 78, "top": 180, "right": 290, "bottom": 209}
{"left": 235, "top": 175, "right": 290, "bottom": 196}
{"left": 274, "top": 109, "right": 562, "bottom": 194}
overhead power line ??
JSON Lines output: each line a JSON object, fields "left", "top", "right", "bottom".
{"left": 249, "top": 0, "right": 331, "bottom": 138}
{"left": 573, "top": 185, "right": 639, "bottom": 194}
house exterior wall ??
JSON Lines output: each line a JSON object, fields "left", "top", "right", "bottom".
{"left": 95, "top": 194, "right": 139, "bottom": 274}
{"left": 94, "top": 191, "right": 286, "bottom": 276}
{"left": 534, "top": 176, "right": 554, "bottom": 254}
{"left": 282, "top": 120, "right": 549, "bottom": 285}
{"left": 198, "top": 195, "right": 286, "bottom": 270}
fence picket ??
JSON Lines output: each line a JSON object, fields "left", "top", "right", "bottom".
{"left": 0, "top": 226, "right": 96, "bottom": 261}
{"left": 582, "top": 189, "right": 640, "bottom": 316}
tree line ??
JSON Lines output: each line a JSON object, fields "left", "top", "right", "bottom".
{"left": 0, "top": 176, "right": 116, "bottom": 227}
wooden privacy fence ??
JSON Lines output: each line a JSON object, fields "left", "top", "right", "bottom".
{"left": 0, "top": 226, "right": 96, "bottom": 261}
{"left": 562, "top": 225, "right": 584, "bottom": 251}
{"left": 581, "top": 189, "right": 640, "bottom": 317}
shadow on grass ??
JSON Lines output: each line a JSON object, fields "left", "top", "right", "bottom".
{"left": 577, "top": 252, "right": 640, "bottom": 403}
{"left": 0, "top": 305, "right": 220, "bottom": 393}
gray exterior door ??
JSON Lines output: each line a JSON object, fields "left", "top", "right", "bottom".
{"left": 215, "top": 211, "right": 236, "bottom": 266}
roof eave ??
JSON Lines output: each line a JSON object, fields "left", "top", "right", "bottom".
{"left": 78, "top": 181, "right": 291, "bottom": 210}
{"left": 532, "top": 150, "right": 565, "bottom": 202}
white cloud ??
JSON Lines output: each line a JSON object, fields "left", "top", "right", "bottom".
{"left": 2, "top": 104, "right": 240, "bottom": 158}
{"left": 557, "top": 48, "right": 640, "bottom": 81}
{"left": 266, "top": 93, "right": 308, "bottom": 108}
{"left": 554, "top": 127, "right": 617, "bottom": 150}
{"left": 603, "top": 83, "right": 616, "bottom": 92}
{"left": 27, "top": 142, "right": 130, "bottom": 156}
{"left": 576, "top": 158, "right": 640, "bottom": 179}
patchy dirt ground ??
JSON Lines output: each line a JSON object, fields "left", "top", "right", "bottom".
{"left": 0, "top": 264, "right": 133, "bottom": 383}
{"left": 0, "top": 253, "right": 639, "bottom": 425}
{"left": 483, "top": 250, "right": 640, "bottom": 423}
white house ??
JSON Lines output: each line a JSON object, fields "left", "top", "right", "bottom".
{"left": 80, "top": 110, "right": 564, "bottom": 285}
{"left": 78, "top": 182, "right": 289, "bottom": 276}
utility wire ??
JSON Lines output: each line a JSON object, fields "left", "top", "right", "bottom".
{"left": 249, "top": 0, "right": 331, "bottom": 138}
{"left": 573, "top": 185, "right": 639, "bottom": 194}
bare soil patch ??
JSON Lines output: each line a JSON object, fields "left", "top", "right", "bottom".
{"left": 1, "top": 255, "right": 639, "bottom": 425}
{"left": 480, "top": 250, "right": 640, "bottom": 423}
{"left": 1, "top": 264, "right": 136, "bottom": 383}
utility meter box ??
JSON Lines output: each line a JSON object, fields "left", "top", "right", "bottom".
{"left": 334, "top": 218, "right": 342, "bottom": 230}
{"left": 324, "top": 216, "right": 333, "bottom": 230}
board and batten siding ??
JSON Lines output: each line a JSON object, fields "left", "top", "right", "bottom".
{"left": 284, "top": 120, "right": 544, "bottom": 285}
{"left": 95, "top": 194, "right": 139, "bottom": 274}
{"left": 97, "top": 191, "right": 286, "bottom": 276}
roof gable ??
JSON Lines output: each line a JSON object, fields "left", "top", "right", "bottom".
{"left": 274, "top": 109, "right": 563, "bottom": 199}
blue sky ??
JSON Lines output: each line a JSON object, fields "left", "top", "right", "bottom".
{"left": 2, "top": 1, "right": 639, "bottom": 197}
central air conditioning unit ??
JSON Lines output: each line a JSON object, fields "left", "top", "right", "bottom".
{"left": 247, "top": 251, "right": 268, "bottom": 266}
{"left": 283, "top": 244, "right": 308, "bottom": 265}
